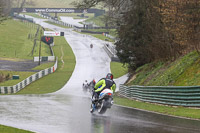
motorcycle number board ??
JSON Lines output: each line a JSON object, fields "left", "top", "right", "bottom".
{"left": 44, "top": 31, "right": 64, "bottom": 36}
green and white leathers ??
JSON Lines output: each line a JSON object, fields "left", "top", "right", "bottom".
{"left": 94, "top": 78, "right": 116, "bottom": 93}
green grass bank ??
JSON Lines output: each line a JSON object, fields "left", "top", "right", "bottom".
{"left": 110, "top": 62, "right": 128, "bottom": 79}
{"left": 17, "top": 36, "right": 75, "bottom": 94}
{"left": 127, "top": 51, "right": 200, "bottom": 86}
{"left": 114, "top": 95, "right": 200, "bottom": 120}
{"left": 113, "top": 51, "right": 200, "bottom": 120}
{"left": 0, "top": 125, "right": 33, "bottom": 133}
{"left": 0, "top": 19, "right": 51, "bottom": 60}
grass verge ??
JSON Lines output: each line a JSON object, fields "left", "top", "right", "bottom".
{"left": 110, "top": 62, "right": 128, "bottom": 78}
{"left": 17, "top": 36, "right": 75, "bottom": 94}
{"left": 32, "top": 62, "right": 54, "bottom": 70}
{"left": 92, "top": 34, "right": 114, "bottom": 42}
{"left": 0, "top": 125, "right": 33, "bottom": 133}
{"left": 0, "top": 19, "right": 51, "bottom": 60}
{"left": 85, "top": 15, "right": 105, "bottom": 27}
{"left": 127, "top": 51, "right": 200, "bottom": 86}
{"left": 0, "top": 71, "right": 35, "bottom": 86}
{"left": 114, "top": 94, "right": 200, "bottom": 120}
{"left": 0, "top": 19, "right": 53, "bottom": 86}
{"left": 44, "top": 21, "right": 70, "bottom": 29}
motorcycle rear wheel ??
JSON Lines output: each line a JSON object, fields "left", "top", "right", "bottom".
{"left": 98, "top": 99, "right": 107, "bottom": 114}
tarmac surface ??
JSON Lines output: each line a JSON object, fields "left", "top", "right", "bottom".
{"left": 0, "top": 60, "right": 42, "bottom": 72}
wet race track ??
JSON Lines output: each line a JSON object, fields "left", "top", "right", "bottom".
{"left": 0, "top": 16, "right": 199, "bottom": 133}
{"left": 0, "top": 93, "right": 200, "bottom": 133}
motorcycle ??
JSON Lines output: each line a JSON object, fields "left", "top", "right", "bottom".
{"left": 82, "top": 83, "right": 89, "bottom": 92}
{"left": 83, "top": 79, "right": 96, "bottom": 94}
{"left": 90, "top": 88, "right": 114, "bottom": 114}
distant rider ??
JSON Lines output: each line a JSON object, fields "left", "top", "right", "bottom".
{"left": 90, "top": 44, "right": 93, "bottom": 48}
{"left": 89, "top": 79, "right": 96, "bottom": 88}
{"left": 92, "top": 73, "right": 116, "bottom": 102}
{"left": 83, "top": 80, "right": 89, "bottom": 87}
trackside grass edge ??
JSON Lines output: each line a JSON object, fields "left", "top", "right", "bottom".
{"left": 114, "top": 94, "right": 200, "bottom": 120}
{"left": 17, "top": 36, "right": 75, "bottom": 94}
{"left": 0, "top": 125, "right": 33, "bottom": 133}
{"left": 110, "top": 62, "right": 128, "bottom": 78}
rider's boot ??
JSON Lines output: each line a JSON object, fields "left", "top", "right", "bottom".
{"left": 90, "top": 103, "right": 95, "bottom": 113}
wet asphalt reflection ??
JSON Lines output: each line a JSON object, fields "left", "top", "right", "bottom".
{"left": 0, "top": 91, "right": 200, "bottom": 133}
{"left": 58, "top": 92, "right": 200, "bottom": 133}
{"left": 90, "top": 99, "right": 200, "bottom": 133}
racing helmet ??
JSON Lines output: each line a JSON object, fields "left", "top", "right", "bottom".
{"left": 93, "top": 79, "right": 96, "bottom": 84}
{"left": 106, "top": 73, "right": 113, "bottom": 80}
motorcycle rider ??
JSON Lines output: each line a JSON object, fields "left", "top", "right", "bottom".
{"left": 83, "top": 80, "right": 89, "bottom": 87}
{"left": 90, "top": 44, "right": 93, "bottom": 48}
{"left": 89, "top": 79, "right": 96, "bottom": 88}
{"left": 87, "top": 79, "right": 96, "bottom": 93}
{"left": 92, "top": 73, "right": 116, "bottom": 103}
{"left": 82, "top": 80, "right": 89, "bottom": 92}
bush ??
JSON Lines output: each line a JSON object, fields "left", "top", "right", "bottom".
{"left": 0, "top": 73, "right": 11, "bottom": 83}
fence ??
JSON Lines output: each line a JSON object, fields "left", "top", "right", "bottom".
{"left": 119, "top": 84, "right": 200, "bottom": 107}
{"left": 0, "top": 58, "right": 58, "bottom": 94}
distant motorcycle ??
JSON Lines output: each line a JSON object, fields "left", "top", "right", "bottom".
{"left": 88, "top": 79, "right": 96, "bottom": 94}
{"left": 90, "top": 89, "right": 113, "bottom": 114}
{"left": 82, "top": 83, "right": 89, "bottom": 92}
{"left": 83, "top": 79, "right": 96, "bottom": 94}
{"left": 90, "top": 44, "right": 93, "bottom": 48}
{"left": 82, "top": 80, "right": 90, "bottom": 92}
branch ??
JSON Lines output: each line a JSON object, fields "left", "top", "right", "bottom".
{"left": 72, "top": 0, "right": 103, "bottom": 9}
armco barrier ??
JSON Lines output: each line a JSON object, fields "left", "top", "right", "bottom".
{"left": 103, "top": 43, "right": 120, "bottom": 62}
{"left": 102, "top": 33, "right": 117, "bottom": 41}
{"left": 119, "top": 84, "right": 200, "bottom": 107}
{"left": 0, "top": 58, "right": 58, "bottom": 94}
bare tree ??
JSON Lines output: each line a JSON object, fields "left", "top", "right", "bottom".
{"left": 0, "top": 0, "right": 30, "bottom": 24}
{"left": 0, "top": 0, "right": 12, "bottom": 23}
